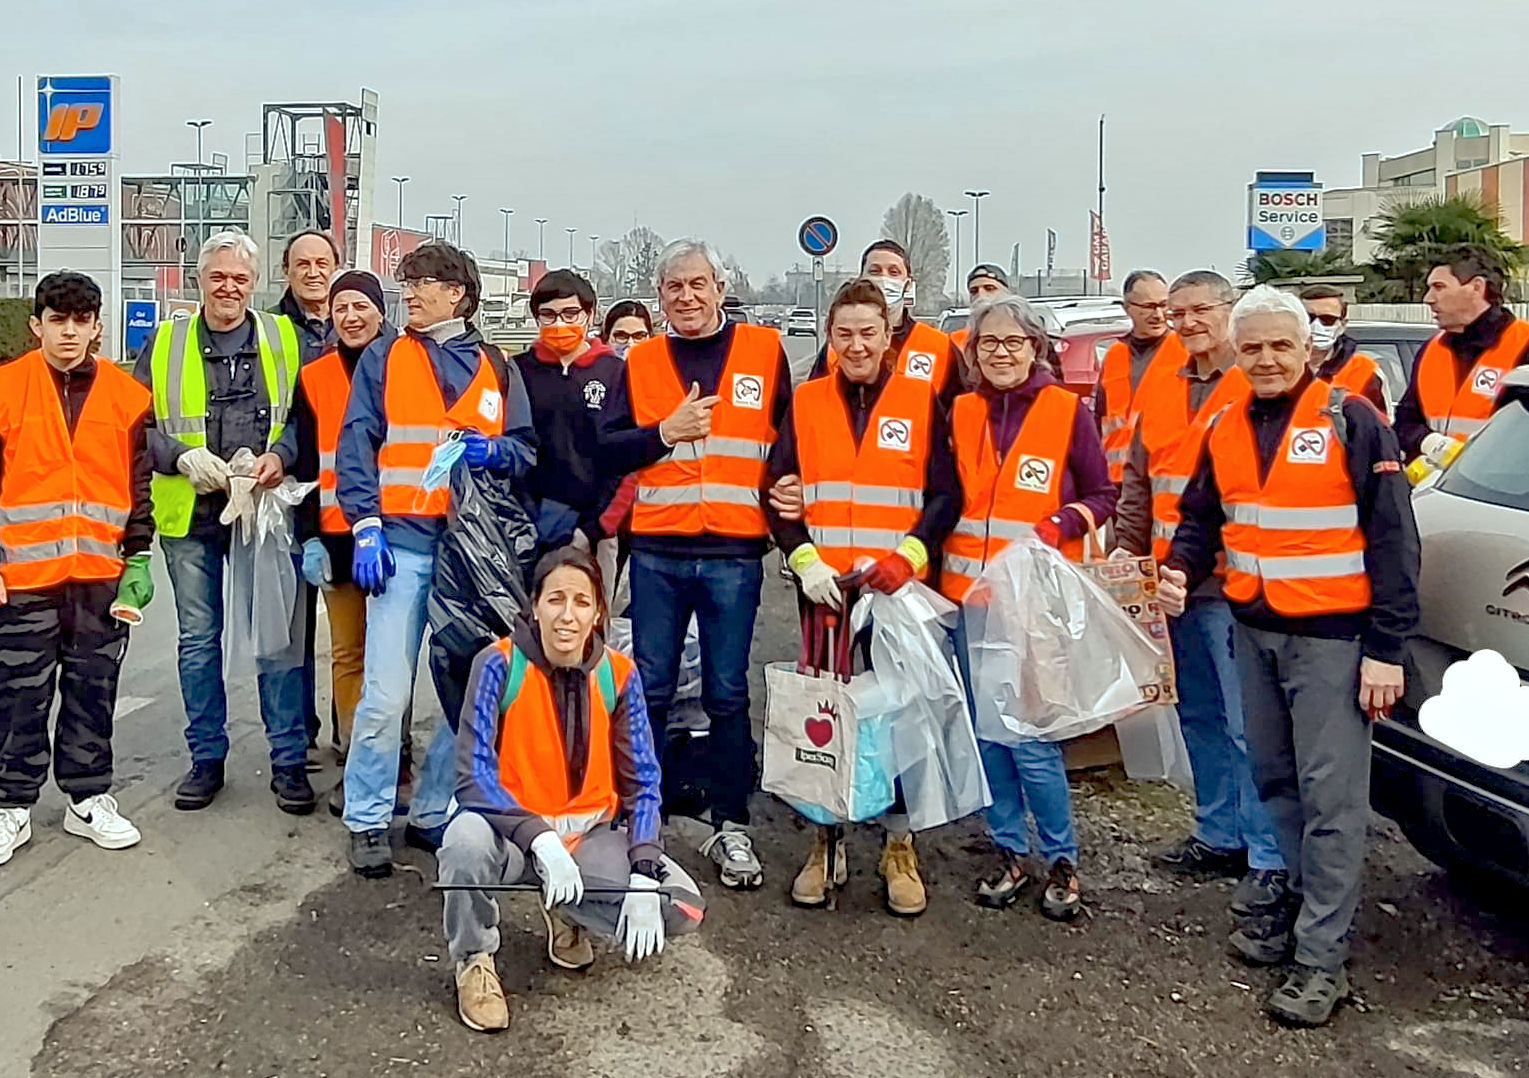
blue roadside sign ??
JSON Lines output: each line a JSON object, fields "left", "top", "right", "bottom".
{"left": 798, "top": 216, "right": 838, "bottom": 258}
{"left": 123, "top": 300, "right": 159, "bottom": 355}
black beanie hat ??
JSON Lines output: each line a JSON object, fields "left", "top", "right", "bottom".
{"left": 329, "top": 270, "right": 386, "bottom": 315}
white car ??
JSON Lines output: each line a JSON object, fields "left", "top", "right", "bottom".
{"left": 786, "top": 308, "right": 817, "bottom": 337}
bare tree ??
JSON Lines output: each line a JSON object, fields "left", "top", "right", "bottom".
{"left": 724, "top": 254, "right": 756, "bottom": 303}
{"left": 881, "top": 193, "right": 951, "bottom": 314}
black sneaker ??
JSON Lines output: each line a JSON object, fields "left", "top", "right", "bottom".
{"left": 1231, "top": 868, "right": 1290, "bottom": 918}
{"left": 327, "top": 780, "right": 345, "bottom": 818}
{"left": 270, "top": 765, "right": 317, "bottom": 816}
{"left": 174, "top": 760, "right": 225, "bottom": 811}
{"left": 1267, "top": 964, "right": 1348, "bottom": 1027}
{"left": 404, "top": 821, "right": 445, "bottom": 853}
{"left": 1153, "top": 836, "right": 1247, "bottom": 878}
{"left": 349, "top": 828, "right": 393, "bottom": 879}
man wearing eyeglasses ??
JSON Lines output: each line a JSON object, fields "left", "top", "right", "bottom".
{"left": 1298, "top": 285, "right": 1386, "bottom": 413}
{"left": 334, "top": 241, "right": 537, "bottom": 879}
{"left": 1095, "top": 269, "right": 1181, "bottom": 484}
{"left": 1113, "top": 269, "right": 1286, "bottom": 924}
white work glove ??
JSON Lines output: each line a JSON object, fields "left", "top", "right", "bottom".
{"left": 790, "top": 545, "right": 841, "bottom": 607}
{"left": 1419, "top": 432, "right": 1455, "bottom": 468}
{"left": 617, "top": 872, "right": 665, "bottom": 963}
{"left": 529, "top": 831, "right": 584, "bottom": 909}
{"left": 176, "top": 446, "right": 232, "bottom": 495}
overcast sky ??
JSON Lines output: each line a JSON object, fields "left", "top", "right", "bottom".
{"left": 4, "top": 0, "right": 1524, "bottom": 293}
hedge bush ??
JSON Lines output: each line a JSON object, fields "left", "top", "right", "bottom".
{"left": 0, "top": 298, "right": 34, "bottom": 360}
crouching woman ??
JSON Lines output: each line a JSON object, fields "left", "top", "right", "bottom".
{"left": 437, "top": 546, "right": 705, "bottom": 1031}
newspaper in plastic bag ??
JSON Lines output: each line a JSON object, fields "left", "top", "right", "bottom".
{"left": 849, "top": 582, "right": 992, "bottom": 831}
{"left": 963, "top": 538, "right": 1166, "bottom": 745}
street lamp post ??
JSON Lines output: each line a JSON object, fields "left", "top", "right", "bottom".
{"left": 451, "top": 194, "right": 467, "bottom": 246}
{"left": 391, "top": 176, "right": 410, "bottom": 227}
{"left": 499, "top": 207, "right": 514, "bottom": 260}
{"left": 535, "top": 218, "right": 548, "bottom": 260}
{"left": 186, "top": 119, "right": 211, "bottom": 165}
{"left": 565, "top": 227, "right": 577, "bottom": 267}
{"left": 945, "top": 208, "right": 968, "bottom": 295}
{"left": 963, "top": 189, "right": 990, "bottom": 264}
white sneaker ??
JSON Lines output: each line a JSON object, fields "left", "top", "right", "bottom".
{"left": 0, "top": 807, "right": 31, "bottom": 865}
{"left": 64, "top": 793, "right": 141, "bottom": 850}
{"left": 699, "top": 821, "right": 763, "bottom": 889}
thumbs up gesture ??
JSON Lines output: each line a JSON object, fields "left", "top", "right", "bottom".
{"left": 659, "top": 382, "right": 722, "bottom": 444}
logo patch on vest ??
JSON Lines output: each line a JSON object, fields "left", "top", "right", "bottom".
{"left": 877, "top": 417, "right": 912, "bottom": 451}
{"left": 1014, "top": 455, "right": 1055, "bottom": 492}
{"left": 477, "top": 389, "right": 503, "bottom": 424}
{"left": 1472, "top": 367, "right": 1501, "bottom": 397}
{"left": 904, "top": 351, "right": 936, "bottom": 381}
{"left": 732, "top": 373, "right": 764, "bottom": 409}
{"left": 1288, "top": 428, "right": 1329, "bottom": 464}
{"left": 583, "top": 379, "right": 607, "bottom": 411}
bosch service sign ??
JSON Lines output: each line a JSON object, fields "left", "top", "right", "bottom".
{"left": 1246, "top": 171, "right": 1325, "bottom": 253}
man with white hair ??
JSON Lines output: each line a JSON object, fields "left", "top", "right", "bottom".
{"left": 1159, "top": 285, "right": 1419, "bottom": 1027}
{"left": 600, "top": 238, "right": 792, "bottom": 889}
{"left": 134, "top": 229, "right": 313, "bottom": 815}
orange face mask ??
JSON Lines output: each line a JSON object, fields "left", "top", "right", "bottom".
{"left": 539, "top": 323, "right": 586, "bottom": 356}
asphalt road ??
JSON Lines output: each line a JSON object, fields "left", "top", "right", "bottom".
{"left": 8, "top": 332, "right": 1529, "bottom": 1076}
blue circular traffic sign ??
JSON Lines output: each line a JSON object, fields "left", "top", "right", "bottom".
{"left": 798, "top": 216, "right": 838, "bottom": 258}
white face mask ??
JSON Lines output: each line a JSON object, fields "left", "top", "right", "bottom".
{"left": 1309, "top": 318, "right": 1341, "bottom": 352}
{"left": 877, "top": 276, "right": 910, "bottom": 314}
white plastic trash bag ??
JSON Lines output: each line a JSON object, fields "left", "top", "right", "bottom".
{"left": 964, "top": 539, "right": 1166, "bottom": 745}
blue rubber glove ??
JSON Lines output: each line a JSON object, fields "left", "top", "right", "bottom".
{"left": 459, "top": 432, "right": 502, "bottom": 471}
{"left": 352, "top": 524, "right": 395, "bottom": 597}
{"left": 301, "top": 538, "right": 333, "bottom": 590}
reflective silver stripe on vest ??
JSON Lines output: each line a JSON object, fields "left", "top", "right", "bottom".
{"left": 318, "top": 450, "right": 338, "bottom": 506}
{"left": 161, "top": 317, "right": 207, "bottom": 437}
{"left": 319, "top": 450, "right": 337, "bottom": 473}
{"left": 1150, "top": 475, "right": 1188, "bottom": 497}
{"left": 706, "top": 436, "right": 771, "bottom": 461}
{"left": 1222, "top": 504, "right": 1359, "bottom": 530}
{"left": 637, "top": 484, "right": 760, "bottom": 507}
{"left": 384, "top": 425, "right": 447, "bottom": 445}
{"left": 1152, "top": 520, "right": 1177, "bottom": 543}
{"left": 951, "top": 518, "right": 1034, "bottom": 542}
{"left": 4, "top": 536, "right": 122, "bottom": 563}
{"left": 942, "top": 553, "right": 988, "bottom": 579}
{"left": 1444, "top": 416, "right": 1488, "bottom": 437}
{"left": 1106, "top": 447, "right": 1129, "bottom": 465}
{"left": 254, "top": 312, "right": 295, "bottom": 426}
{"left": 378, "top": 467, "right": 428, "bottom": 488}
{"left": 1225, "top": 549, "right": 1366, "bottom": 580}
{"left": 809, "top": 525, "right": 908, "bottom": 550}
{"left": 0, "top": 501, "right": 128, "bottom": 529}
{"left": 803, "top": 482, "right": 923, "bottom": 510}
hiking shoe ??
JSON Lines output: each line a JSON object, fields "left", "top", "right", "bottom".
{"left": 1040, "top": 857, "right": 1082, "bottom": 922}
{"left": 455, "top": 953, "right": 510, "bottom": 1031}
{"left": 304, "top": 742, "right": 325, "bottom": 773}
{"left": 791, "top": 827, "right": 847, "bottom": 908}
{"left": 328, "top": 779, "right": 345, "bottom": 818}
{"left": 405, "top": 822, "right": 446, "bottom": 853}
{"left": 1267, "top": 964, "right": 1348, "bottom": 1027}
{"left": 879, "top": 832, "right": 926, "bottom": 917}
{"left": 348, "top": 828, "right": 392, "bottom": 878}
{"left": 1230, "top": 921, "right": 1295, "bottom": 966}
{"left": 699, "top": 821, "right": 763, "bottom": 889}
{"left": 1231, "top": 868, "right": 1290, "bottom": 918}
{"left": 174, "top": 760, "right": 225, "bottom": 811}
{"left": 64, "top": 793, "right": 141, "bottom": 850}
{"left": 976, "top": 849, "right": 1033, "bottom": 909}
{"left": 270, "top": 765, "right": 316, "bottom": 815}
{"left": 539, "top": 906, "right": 595, "bottom": 971}
{"left": 1153, "top": 836, "right": 1246, "bottom": 878}
{"left": 0, "top": 807, "right": 32, "bottom": 865}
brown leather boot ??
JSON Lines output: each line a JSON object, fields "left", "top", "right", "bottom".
{"left": 879, "top": 832, "right": 927, "bottom": 917}
{"left": 540, "top": 906, "right": 595, "bottom": 970}
{"left": 791, "top": 826, "right": 847, "bottom": 907}
{"left": 455, "top": 953, "right": 510, "bottom": 1032}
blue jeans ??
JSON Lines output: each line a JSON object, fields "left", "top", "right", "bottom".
{"left": 161, "top": 533, "right": 307, "bottom": 769}
{"left": 1169, "top": 599, "right": 1284, "bottom": 871}
{"left": 630, "top": 549, "right": 762, "bottom": 826}
{"left": 342, "top": 546, "right": 456, "bottom": 833}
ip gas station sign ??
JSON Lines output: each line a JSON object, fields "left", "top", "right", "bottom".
{"left": 1246, "top": 171, "right": 1325, "bottom": 252}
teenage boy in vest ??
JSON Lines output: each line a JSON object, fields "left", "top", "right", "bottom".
{"left": 0, "top": 271, "right": 154, "bottom": 863}
{"left": 335, "top": 241, "right": 537, "bottom": 879}
{"left": 135, "top": 229, "right": 312, "bottom": 815}
{"left": 1161, "top": 286, "right": 1419, "bottom": 1027}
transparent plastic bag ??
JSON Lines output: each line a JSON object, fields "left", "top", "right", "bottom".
{"left": 963, "top": 538, "right": 1165, "bottom": 745}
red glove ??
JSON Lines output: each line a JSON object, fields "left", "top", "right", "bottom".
{"left": 1034, "top": 516, "right": 1062, "bottom": 549}
{"left": 860, "top": 552, "right": 916, "bottom": 594}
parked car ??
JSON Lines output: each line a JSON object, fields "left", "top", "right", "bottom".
{"left": 722, "top": 296, "right": 753, "bottom": 324}
{"left": 1345, "top": 320, "right": 1436, "bottom": 410}
{"left": 1371, "top": 367, "right": 1529, "bottom": 890}
{"left": 787, "top": 308, "right": 817, "bottom": 336}
{"left": 1054, "top": 319, "right": 1130, "bottom": 399}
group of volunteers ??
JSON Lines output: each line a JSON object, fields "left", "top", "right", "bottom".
{"left": 0, "top": 216, "right": 1519, "bottom": 1031}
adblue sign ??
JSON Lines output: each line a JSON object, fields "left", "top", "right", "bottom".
{"left": 1246, "top": 171, "right": 1325, "bottom": 252}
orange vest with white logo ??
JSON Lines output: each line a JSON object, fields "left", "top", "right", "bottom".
{"left": 378, "top": 336, "right": 505, "bottom": 518}
{"left": 627, "top": 324, "right": 781, "bottom": 539}
{"left": 829, "top": 320, "right": 952, "bottom": 390}
{"left": 1211, "top": 379, "right": 1370, "bottom": 617}
{"left": 0, "top": 351, "right": 150, "bottom": 592}
{"left": 1099, "top": 333, "right": 1184, "bottom": 485}
{"left": 1415, "top": 318, "right": 1529, "bottom": 441}
{"left": 298, "top": 349, "right": 353, "bottom": 534}
{"left": 796, "top": 372, "right": 934, "bottom": 574}
{"left": 1135, "top": 354, "right": 1251, "bottom": 562}
{"left": 491, "top": 639, "right": 633, "bottom": 842}
{"left": 941, "top": 385, "right": 1082, "bottom": 602}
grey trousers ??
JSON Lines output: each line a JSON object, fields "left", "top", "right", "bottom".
{"left": 1234, "top": 625, "right": 1372, "bottom": 972}
{"left": 438, "top": 811, "right": 705, "bottom": 963}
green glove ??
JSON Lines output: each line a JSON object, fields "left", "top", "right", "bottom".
{"left": 114, "top": 553, "right": 154, "bottom": 615}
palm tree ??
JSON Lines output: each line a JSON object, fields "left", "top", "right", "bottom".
{"left": 1370, "top": 193, "right": 1527, "bottom": 300}
{"left": 1240, "top": 247, "right": 1356, "bottom": 285}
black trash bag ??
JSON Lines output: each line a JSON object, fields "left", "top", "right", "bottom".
{"left": 427, "top": 463, "right": 538, "bottom": 665}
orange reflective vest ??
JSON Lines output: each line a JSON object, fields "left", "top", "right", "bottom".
{"left": 1211, "top": 379, "right": 1370, "bottom": 617}
{"left": 491, "top": 638, "right": 632, "bottom": 843}
{"left": 378, "top": 336, "right": 505, "bottom": 518}
{"left": 0, "top": 350, "right": 150, "bottom": 592}
{"left": 1327, "top": 351, "right": 1381, "bottom": 401}
{"left": 1099, "top": 333, "right": 1184, "bottom": 485}
{"left": 796, "top": 372, "right": 934, "bottom": 574}
{"left": 941, "top": 385, "right": 1082, "bottom": 602}
{"left": 829, "top": 320, "right": 952, "bottom": 389}
{"left": 298, "top": 349, "right": 353, "bottom": 534}
{"left": 1415, "top": 318, "right": 1529, "bottom": 441}
{"left": 1135, "top": 355, "right": 1251, "bottom": 562}
{"left": 950, "top": 327, "right": 970, "bottom": 353}
{"left": 627, "top": 324, "right": 781, "bottom": 538}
